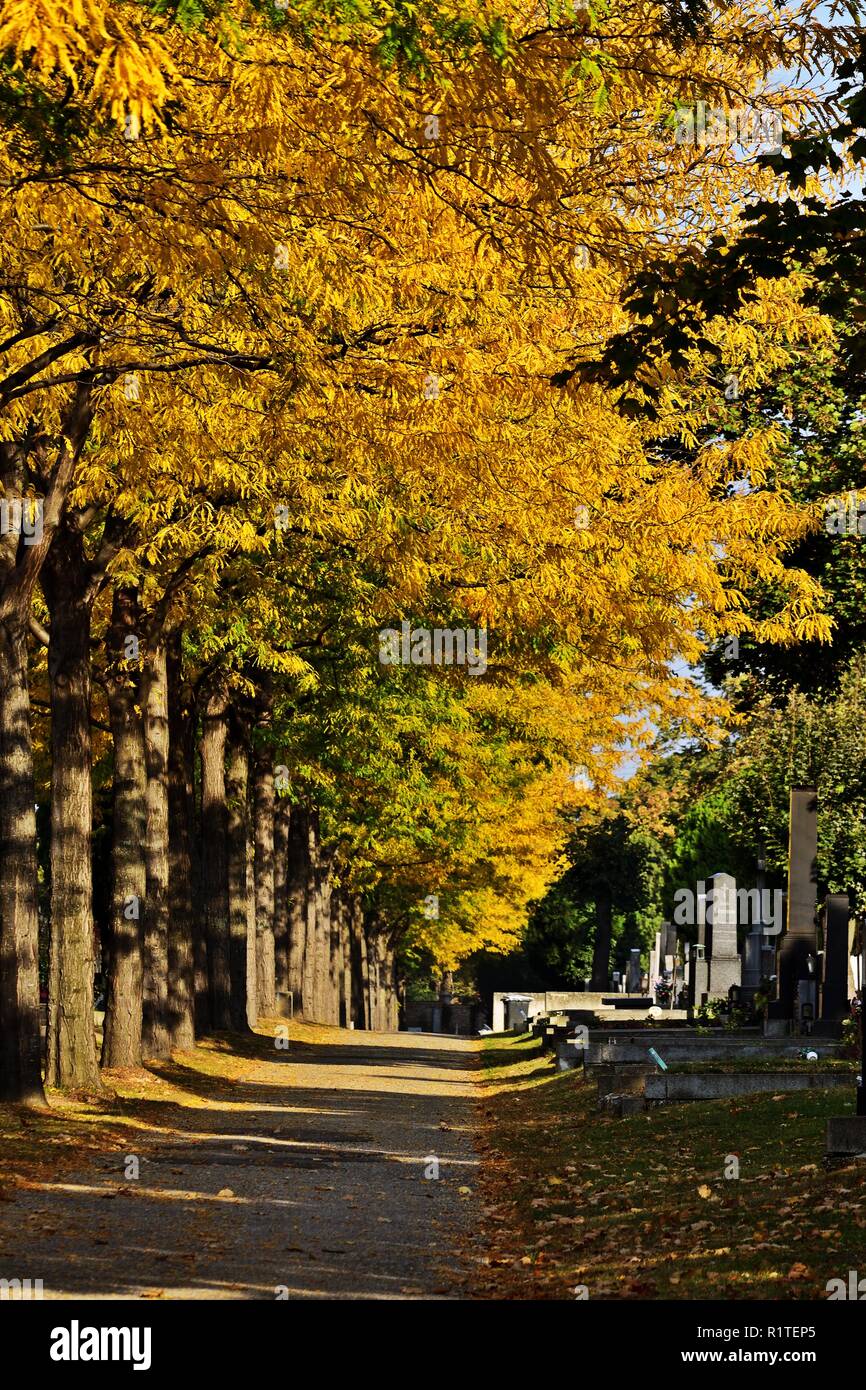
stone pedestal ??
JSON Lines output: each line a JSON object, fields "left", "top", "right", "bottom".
{"left": 826, "top": 1116, "right": 866, "bottom": 1158}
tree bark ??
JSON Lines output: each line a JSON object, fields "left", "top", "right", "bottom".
{"left": 0, "top": 391, "right": 92, "bottom": 1105}
{"left": 286, "top": 806, "right": 307, "bottom": 1016}
{"left": 41, "top": 523, "right": 102, "bottom": 1092}
{"left": 326, "top": 869, "right": 342, "bottom": 1025}
{"left": 0, "top": 616, "right": 46, "bottom": 1104}
{"left": 226, "top": 716, "right": 253, "bottom": 1033}
{"left": 142, "top": 641, "right": 171, "bottom": 1060}
{"left": 367, "top": 922, "right": 382, "bottom": 1030}
{"left": 349, "top": 897, "right": 369, "bottom": 1029}
{"left": 273, "top": 798, "right": 290, "bottom": 1013}
{"left": 301, "top": 810, "right": 319, "bottom": 1019}
{"left": 200, "top": 683, "right": 231, "bottom": 1030}
{"left": 102, "top": 587, "right": 146, "bottom": 1070}
{"left": 317, "top": 848, "right": 336, "bottom": 1023}
{"left": 335, "top": 890, "right": 352, "bottom": 1027}
{"left": 246, "top": 812, "right": 257, "bottom": 1030}
{"left": 591, "top": 887, "right": 613, "bottom": 991}
{"left": 252, "top": 719, "right": 276, "bottom": 1018}
{"left": 166, "top": 633, "right": 195, "bottom": 1051}
{"left": 387, "top": 937, "right": 399, "bottom": 1030}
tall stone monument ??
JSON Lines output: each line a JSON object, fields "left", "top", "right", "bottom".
{"left": 777, "top": 786, "right": 819, "bottom": 1019}
{"left": 820, "top": 893, "right": 853, "bottom": 1026}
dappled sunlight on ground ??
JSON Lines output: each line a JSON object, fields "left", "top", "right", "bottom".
{"left": 0, "top": 1023, "right": 483, "bottom": 1300}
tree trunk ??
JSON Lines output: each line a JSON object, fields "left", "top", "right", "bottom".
{"left": 273, "top": 799, "right": 290, "bottom": 1013}
{"left": 387, "top": 938, "right": 399, "bottom": 1030}
{"left": 102, "top": 587, "right": 146, "bottom": 1070}
{"left": 349, "top": 897, "right": 369, "bottom": 1029}
{"left": 246, "top": 815, "right": 257, "bottom": 1030}
{"left": 226, "top": 718, "right": 253, "bottom": 1033}
{"left": 301, "top": 811, "right": 319, "bottom": 1019}
{"left": 302, "top": 815, "right": 334, "bottom": 1023}
{"left": 327, "top": 870, "right": 342, "bottom": 1025}
{"left": 41, "top": 526, "right": 102, "bottom": 1092}
{"left": 0, "top": 392, "right": 92, "bottom": 1105}
{"left": 366, "top": 919, "right": 381, "bottom": 1030}
{"left": 166, "top": 634, "right": 195, "bottom": 1051}
{"left": 142, "top": 641, "right": 171, "bottom": 1060}
{"left": 0, "top": 616, "right": 46, "bottom": 1104}
{"left": 336, "top": 891, "right": 352, "bottom": 1027}
{"left": 286, "top": 807, "right": 307, "bottom": 1016}
{"left": 591, "top": 887, "right": 613, "bottom": 991}
{"left": 252, "top": 732, "right": 276, "bottom": 1018}
{"left": 200, "top": 684, "right": 230, "bottom": 1030}
{"left": 316, "top": 848, "right": 336, "bottom": 1023}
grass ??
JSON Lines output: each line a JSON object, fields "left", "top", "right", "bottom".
{"left": 666, "top": 1057, "right": 857, "bottom": 1074}
{"left": 475, "top": 1034, "right": 866, "bottom": 1300}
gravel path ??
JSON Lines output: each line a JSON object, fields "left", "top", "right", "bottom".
{"left": 0, "top": 1029, "right": 482, "bottom": 1300}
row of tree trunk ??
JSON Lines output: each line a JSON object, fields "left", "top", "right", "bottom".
{"left": 97, "top": 658, "right": 402, "bottom": 1085}
{"left": 285, "top": 810, "right": 399, "bottom": 1031}
{"left": 1, "top": 589, "right": 400, "bottom": 1104}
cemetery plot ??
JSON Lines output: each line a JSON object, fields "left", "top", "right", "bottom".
{"left": 477, "top": 1033, "right": 866, "bottom": 1300}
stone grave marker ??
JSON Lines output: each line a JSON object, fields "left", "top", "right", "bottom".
{"left": 776, "top": 786, "right": 819, "bottom": 1019}
{"left": 821, "top": 893, "right": 853, "bottom": 1025}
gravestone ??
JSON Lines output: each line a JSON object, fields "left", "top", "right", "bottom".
{"left": 685, "top": 939, "right": 705, "bottom": 1010}
{"left": 777, "top": 786, "right": 819, "bottom": 1019}
{"left": 688, "top": 874, "right": 742, "bottom": 1007}
{"left": 649, "top": 931, "right": 662, "bottom": 997}
{"left": 697, "top": 885, "right": 710, "bottom": 955}
{"left": 626, "top": 948, "right": 642, "bottom": 993}
{"left": 661, "top": 921, "right": 677, "bottom": 969}
{"left": 705, "top": 872, "right": 742, "bottom": 1000}
{"left": 664, "top": 917, "right": 678, "bottom": 961}
{"left": 660, "top": 921, "right": 680, "bottom": 1003}
{"left": 742, "top": 930, "right": 763, "bottom": 994}
{"left": 821, "top": 893, "right": 852, "bottom": 1024}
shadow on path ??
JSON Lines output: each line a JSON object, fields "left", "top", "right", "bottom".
{"left": 0, "top": 1027, "right": 482, "bottom": 1301}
